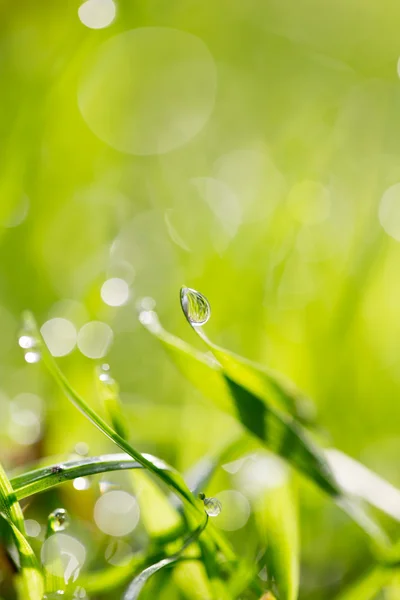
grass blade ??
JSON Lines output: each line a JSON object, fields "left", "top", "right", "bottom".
{"left": 25, "top": 311, "right": 236, "bottom": 565}
{"left": 140, "top": 309, "right": 390, "bottom": 549}
{"left": 10, "top": 453, "right": 143, "bottom": 500}
{"left": 123, "top": 516, "right": 208, "bottom": 600}
{"left": 0, "top": 515, "right": 44, "bottom": 600}
{"left": 334, "top": 566, "right": 393, "bottom": 600}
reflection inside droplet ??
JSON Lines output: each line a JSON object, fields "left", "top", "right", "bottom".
{"left": 203, "top": 496, "right": 222, "bottom": 517}
{"left": 180, "top": 287, "right": 211, "bottom": 326}
{"left": 48, "top": 508, "right": 70, "bottom": 533}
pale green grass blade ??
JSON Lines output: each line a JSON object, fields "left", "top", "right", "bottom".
{"left": 255, "top": 477, "right": 299, "bottom": 600}
{"left": 334, "top": 567, "right": 392, "bottom": 600}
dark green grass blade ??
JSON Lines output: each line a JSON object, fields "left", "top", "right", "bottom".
{"left": 140, "top": 314, "right": 389, "bottom": 549}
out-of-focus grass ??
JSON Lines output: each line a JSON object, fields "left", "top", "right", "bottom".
{"left": 2, "top": 0, "right": 400, "bottom": 598}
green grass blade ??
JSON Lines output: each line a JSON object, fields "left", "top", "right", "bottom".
{"left": 123, "top": 516, "right": 208, "bottom": 600}
{"left": 254, "top": 474, "right": 299, "bottom": 600}
{"left": 95, "top": 364, "right": 130, "bottom": 439}
{"left": 0, "top": 513, "right": 43, "bottom": 600}
{"left": 24, "top": 311, "right": 201, "bottom": 513}
{"left": 10, "top": 453, "right": 143, "bottom": 500}
{"left": 26, "top": 311, "right": 236, "bottom": 565}
{"left": 0, "top": 462, "right": 44, "bottom": 600}
{"left": 334, "top": 566, "right": 393, "bottom": 600}
{"left": 140, "top": 312, "right": 390, "bottom": 549}
{"left": 0, "top": 463, "right": 25, "bottom": 534}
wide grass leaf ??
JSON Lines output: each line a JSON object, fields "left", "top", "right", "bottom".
{"left": 140, "top": 310, "right": 389, "bottom": 548}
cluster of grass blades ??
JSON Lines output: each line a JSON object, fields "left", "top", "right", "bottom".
{"left": 1, "top": 288, "right": 400, "bottom": 599}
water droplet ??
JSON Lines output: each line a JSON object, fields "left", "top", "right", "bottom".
{"left": 48, "top": 508, "right": 70, "bottom": 532}
{"left": 180, "top": 287, "right": 210, "bottom": 326}
{"left": 203, "top": 496, "right": 222, "bottom": 517}
{"left": 97, "top": 363, "right": 118, "bottom": 389}
{"left": 18, "top": 315, "right": 42, "bottom": 363}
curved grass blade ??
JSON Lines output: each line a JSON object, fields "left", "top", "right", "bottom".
{"left": 0, "top": 513, "right": 44, "bottom": 600}
{"left": 10, "top": 453, "right": 143, "bottom": 500}
{"left": 95, "top": 364, "right": 130, "bottom": 439}
{"left": 123, "top": 515, "right": 208, "bottom": 600}
{"left": 140, "top": 309, "right": 390, "bottom": 550}
{"left": 0, "top": 463, "right": 44, "bottom": 600}
{"left": 25, "top": 311, "right": 235, "bottom": 564}
{"left": 23, "top": 311, "right": 201, "bottom": 513}
{"left": 0, "top": 463, "right": 25, "bottom": 534}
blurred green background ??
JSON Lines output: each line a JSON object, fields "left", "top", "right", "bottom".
{"left": 2, "top": 0, "right": 400, "bottom": 597}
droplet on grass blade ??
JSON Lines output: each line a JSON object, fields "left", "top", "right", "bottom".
{"left": 48, "top": 508, "right": 70, "bottom": 532}
{"left": 97, "top": 363, "right": 118, "bottom": 391}
{"left": 203, "top": 496, "right": 222, "bottom": 517}
{"left": 180, "top": 287, "right": 210, "bottom": 326}
{"left": 18, "top": 318, "right": 42, "bottom": 363}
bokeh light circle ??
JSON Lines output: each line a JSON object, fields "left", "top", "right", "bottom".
{"left": 77, "top": 321, "right": 113, "bottom": 359}
{"left": 94, "top": 490, "right": 140, "bottom": 536}
{"left": 78, "top": 0, "right": 116, "bottom": 30}
{"left": 78, "top": 27, "right": 217, "bottom": 155}
{"left": 41, "top": 317, "right": 77, "bottom": 357}
{"left": 213, "top": 490, "right": 251, "bottom": 531}
{"left": 101, "top": 277, "right": 130, "bottom": 306}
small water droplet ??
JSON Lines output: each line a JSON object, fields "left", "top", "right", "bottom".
{"left": 24, "top": 350, "right": 41, "bottom": 364}
{"left": 48, "top": 508, "right": 70, "bottom": 532}
{"left": 97, "top": 363, "right": 117, "bottom": 387}
{"left": 203, "top": 496, "right": 222, "bottom": 517}
{"left": 180, "top": 287, "right": 210, "bottom": 326}
{"left": 18, "top": 315, "right": 42, "bottom": 363}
